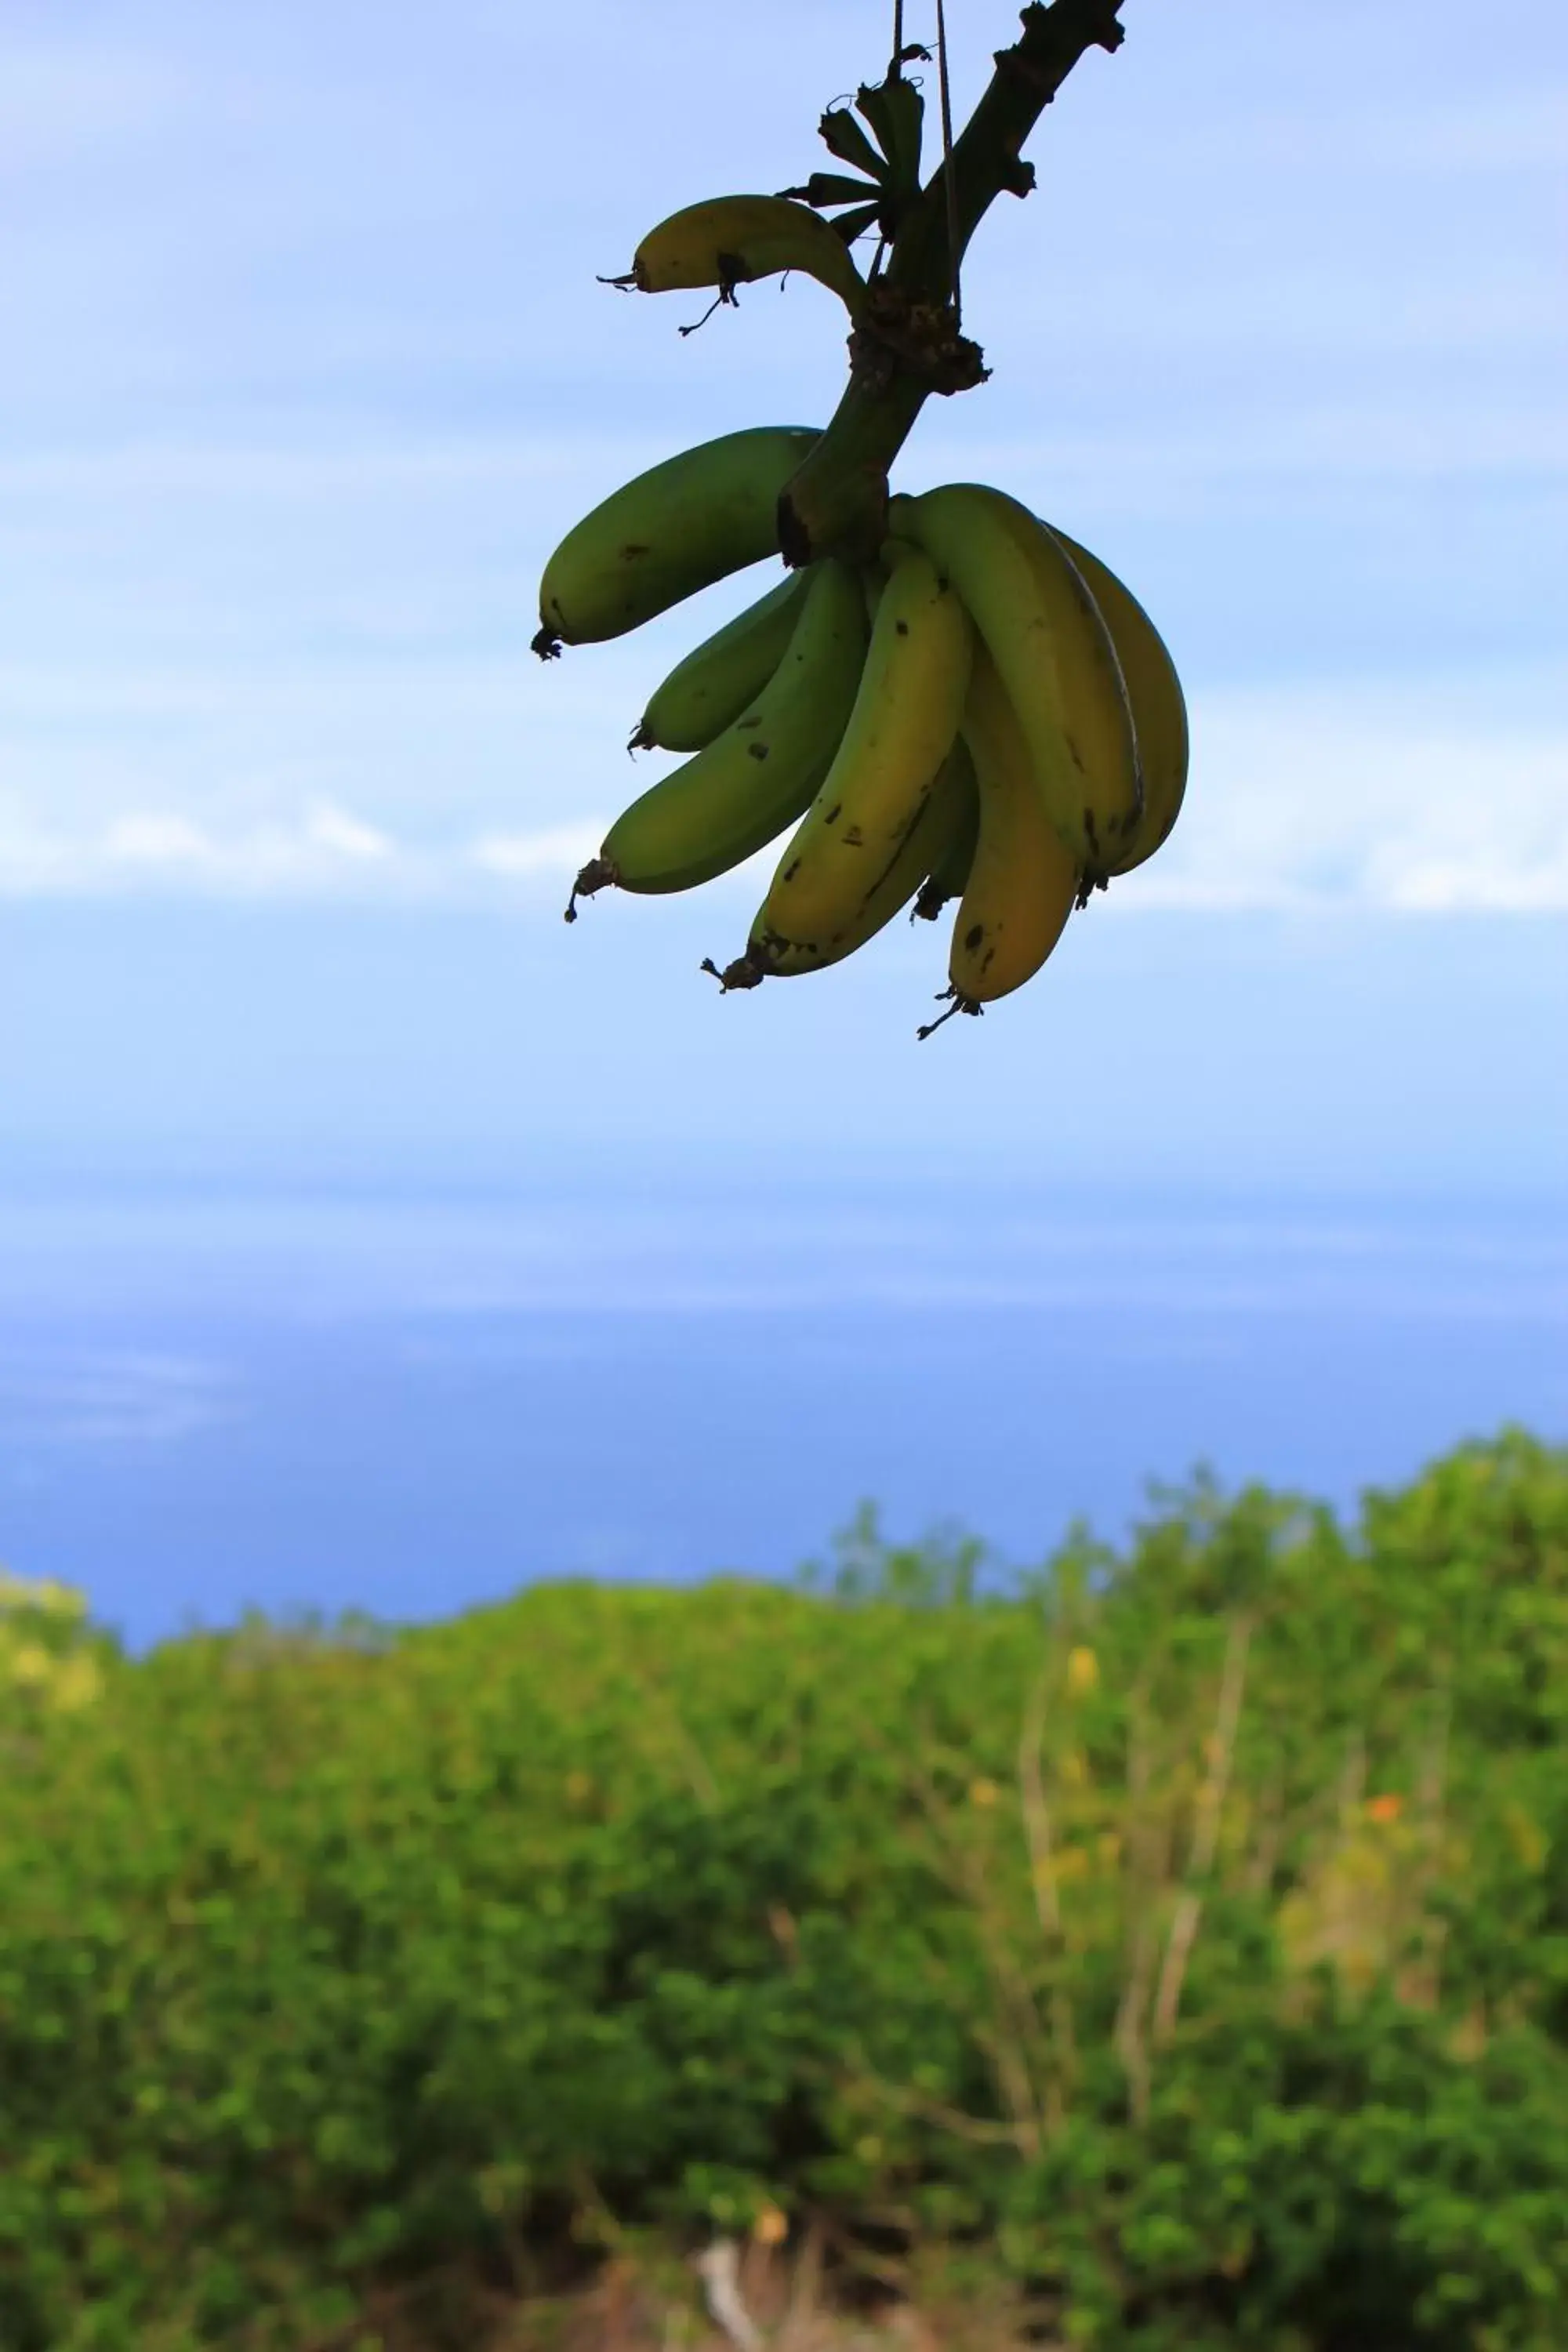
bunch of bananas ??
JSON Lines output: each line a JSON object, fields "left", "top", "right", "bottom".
{"left": 534, "top": 185, "right": 1189, "bottom": 1035}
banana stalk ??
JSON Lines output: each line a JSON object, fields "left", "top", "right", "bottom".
{"left": 778, "top": 0, "right": 1127, "bottom": 566}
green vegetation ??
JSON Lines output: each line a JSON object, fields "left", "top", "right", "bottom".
{"left": 2, "top": 1430, "right": 1566, "bottom": 2350}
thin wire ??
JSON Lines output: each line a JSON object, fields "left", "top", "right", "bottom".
{"left": 935, "top": 0, "right": 960, "bottom": 325}
{"left": 892, "top": 0, "right": 905, "bottom": 75}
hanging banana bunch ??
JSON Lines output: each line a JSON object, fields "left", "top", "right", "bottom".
{"left": 532, "top": 2, "right": 1186, "bottom": 1037}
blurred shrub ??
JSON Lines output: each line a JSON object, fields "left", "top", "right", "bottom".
{"left": 0, "top": 1430, "right": 1563, "bottom": 2348}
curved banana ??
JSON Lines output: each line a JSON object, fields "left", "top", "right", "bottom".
{"left": 1047, "top": 526, "right": 1189, "bottom": 876}
{"left": 913, "top": 755, "right": 980, "bottom": 921}
{"left": 608, "top": 196, "right": 866, "bottom": 316}
{"left": 631, "top": 568, "right": 811, "bottom": 753}
{"left": 752, "top": 543, "right": 972, "bottom": 952}
{"left": 887, "top": 485, "right": 1141, "bottom": 880}
{"left": 535, "top": 425, "right": 820, "bottom": 656}
{"left": 565, "top": 560, "right": 866, "bottom": 914}
{"left": 710, "top": 738, "right": 977, "bottom": 989}
{"left": 943, "top": 640, "right": 1080, "bottom": 1010}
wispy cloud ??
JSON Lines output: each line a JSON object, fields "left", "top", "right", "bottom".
{"left": 2, "top": 684, "right": 1564, "bottom": 914}
{"left": 0, "top": 803, "right": 604, "bottom": 898}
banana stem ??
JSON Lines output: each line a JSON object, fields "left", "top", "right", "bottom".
{"left": 778, "top": 0, "right": 1127, "bottom": 566}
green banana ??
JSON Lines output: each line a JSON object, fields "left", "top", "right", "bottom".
{"left": 535, "top": 426, "right": 820, "bottom": 656}
{"left": 888, "top": 485, "right": 1142, "bottom": 880}
{"left": 565, "top": 560, "right": 867, "bottom": 914}
{"left": 913, "top": 753, "right": 980, "bottom": 920}
{"left": 630, "top": 568, "right": 811, "bottom": 753}
{"left": 608, "top": 195, "right": 866, "bottom": 316}
{"left": 709, "top": 738, "right": 977, "bottom": 990}
{"left": 1047, "top": 527, "right": 1189, "bottom": 877}
{"left": 751, "top": 541, "right": 972, "bottom": 950}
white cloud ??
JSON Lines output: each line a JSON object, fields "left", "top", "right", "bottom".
{"left": 470, "top": 823, "right": 604, "bottom": 877}
{"left": 305, "top": 803, "right": 392, "bottom": 862}
{"left": 1110, "top": 686, "right": 1568, "bottom": 916}
{"left": 0, "top": 803, "right": 603, "bottom": 899}
{"left": 2, "top": 685, "right": 1564, "bottom": 918}
{"left": 103, "top": 812, "right": 212, "bottom": 866}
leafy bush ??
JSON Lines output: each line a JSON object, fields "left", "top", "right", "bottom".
{"left": 0, "top": 1431, "right": 1564, "bottom": 2348}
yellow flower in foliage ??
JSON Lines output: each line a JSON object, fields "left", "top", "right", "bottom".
{"left": 1504, "top": 1803, "right": 1547, "bottom": 1872}
{"left": 969, "top": 1777, "right": 1000, "bottom": 1808}
{"left": 751, "top": 2204, "right": 788, "bottom": 2246}
{"left": 1066, "top": 1645, "right": 1099, "bottom": 1695}
{"left": 49, "top": 1653, "right": 102, "bottom": 1712}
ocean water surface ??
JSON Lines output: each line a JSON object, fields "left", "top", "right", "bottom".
{"left": 1, "top": 1174, "right": 1563, "bottom": 1653}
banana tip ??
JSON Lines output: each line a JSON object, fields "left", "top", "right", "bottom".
{"left": 701, "top": 954, "right": 765, "bottom": 995}
{"left": 564, "top": 858, "right": 615, "bottom": 924}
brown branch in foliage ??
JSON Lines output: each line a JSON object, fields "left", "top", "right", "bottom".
{"left": 850, "top": 2049, "right": 1028, "bottom": 2150}
{"left": 1152, "top": 1612, "right": 1254, "bottom": 2046}
{"left": 1018, "top": 1657, "right": 1063, "bottom": 1940}
{"left": 1016, "top": 1649, "right": 1080, "bottom": 2129}
{"left": 900, "top": 1737, "right": 1047, "bottom": 2154}
{"left": 1112, "top": 1691, "right": 1163, "bottom": 2125}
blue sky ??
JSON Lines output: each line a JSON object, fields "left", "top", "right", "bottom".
{"left": 2, "top": 0, "right": 1565, "bottom": 1190}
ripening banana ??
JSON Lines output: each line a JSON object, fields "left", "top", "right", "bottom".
{"left": 607, "top": 195, "right": 866, "bottom": 316}
{"left": 943, "top": 639, "right": 1080, "bottom": 1009}
{"left": 631, "top": 568, "right": 812, "bottom": 753}
{"left": 1047, "top": 527, "right": 1189, "bottom": 877}
{"left": 751, "top": 542, "right": 972, "bottom": 953}
{"left": 566, "top": 559, "right": 866, "bottom": 914}
{"left": 912, "top": 756, "right": 980, "bottom": 922}
{"left": 710, "top": 737, "right": 978, "bottom": 989}
{"left": 534, "top": 426, "right": 820, "bottom": 657}
{"left": 887, "top": 485, "right": 1141, "bottom": 880}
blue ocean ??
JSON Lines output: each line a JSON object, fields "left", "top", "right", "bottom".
{"left": 2, "top": 1174, "right": 1563, "bottom": 1655}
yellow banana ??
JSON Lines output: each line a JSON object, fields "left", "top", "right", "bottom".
{"left": 1047, "top": 526, "right": 1189, "bottom": 876}
{"left": 708, "top": 738, "right": 978, "bottom": 989}
{"left": 565, "top": 560, "right": 866, "bottom": 914}
{"left": 939, "top": 640, "right": 1080, "bottom": 1014}
{"left": 535, "top": 426, "right": 819, "bottom": 656}
{"left": 608, "top": 195, "right": 866, "bottom": 317}
{"left": 631, "top": 568, "right": 812, "bottom": 753}
{"left": 887, "top": 485, "right": 1141, "bottom": 881}
{"left": 752, "top": 543, "right": 972, "bottom": 952}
